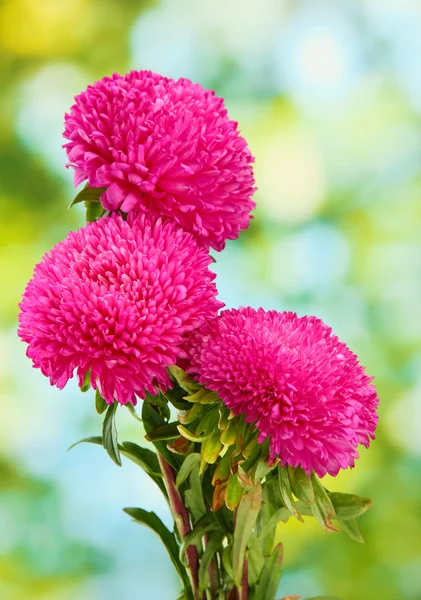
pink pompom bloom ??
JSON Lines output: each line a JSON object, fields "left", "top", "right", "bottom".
{"left": 184, "top": 307, "right": 379, "bottom": 478}
{"left": 63, "top": 70, "right": 256, "bottom": 251}
{"left": 18, "top": 214, "right": 224, "bottom": 405}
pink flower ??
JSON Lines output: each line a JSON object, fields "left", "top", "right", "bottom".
{"left": 184, "top": 307, "right": 379, "bottom": 477}
{"left": 18, "top": 214, "right": 224, "bottom": 405}
{"left": 63, "top": 70, "right": 256, "bottom": 251}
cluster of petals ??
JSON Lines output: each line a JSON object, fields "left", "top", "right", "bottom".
{"left": 18, "top": 214, "right": 223, "bottom": 405}
{"left": 63, "top": 70, "right": 256, "bottom": 251}
{"left": 183, "top": 307, "right": 379, "bottom": 478}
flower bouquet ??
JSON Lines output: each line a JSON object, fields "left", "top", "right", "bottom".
{"left": 18, "top": 71, "right": 379, "bottom": 600}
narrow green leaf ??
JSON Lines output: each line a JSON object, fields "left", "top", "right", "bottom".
{"left": 288, "top": 466, "right": 315, "bottom": 503}
{"left": 252, "top": 543, "right": 283, "bottom": 600}
{"left": 186, "top": 388, "right": 219, "bottom": 405}
{"left": 198, "top": 532, "right": 224, "bottom": 592}
{"left": 202, "top": 432, "right": 223, "bottom": 465}
{"left": 178, "top": 403, "right": 207, "bottom": 425}
{"left": 79, "top": 370, "right": 91, "bottom": 392}
{"left": 222, "top": 545, "right": 233, "bottom": 580}
{"left": 329, "top": 492, "right": 373, "bottom": 520}
{"left": 177, "top": 424, "right": 209, "bottom": 443}
{"left": 232, "top": 483, "right": 262, "bottom": 586}
{"left": 142, "top": 401, "right": 179, "bottom": 468}
{"left": 220, "top": 418, "right": 237, "bottom": 446}
{"left": 168, "top": 365, "right": 201, "bottom": 394}
{"left": 247, "top": 544, "right": 265, "bottom": 586}
{"left": 336, "top": 517, "right": 364, "bottom": 543}
{"left": 68, "top": 184, "right": 106, "bottom": 208}
{"left": 176, "top": 453, "right": 201, "bottom": 488}
{"left": 212, "top": 448, "right": 233, "bottom": 486}
{"left": 179, "top": 513, "right": 220, "bottom": 562}
{"left": 86, "top": 200, "right": 105, "bottom": 222}
{"left": 102, "top": 403, "right": 121, "bottom": 466}
{"left": 145, "top": 421, "right": 180, "bottom": 442}
{"left": 253, "top": 458, "right": 277, "bottom": 483}
{"left": 67, "top": 436, "right": 103, "bottom": 452}
{"left": 311, "top": 474, "right": 339, "bottom": 532}
{"left": 125, "top": 403, "right": 142, "bottom": 422}
{"left": 184, "top": 461, "right": 207, "bottom": 523}
{"left": 124, "top": 507, "right": 192, "bottom": 599}
{"left": 278, "top": 465, "right": 303, "bottom": 522}
{"left": 225, "top": 475, "right": 244, "bottom": 511}
{"left": 256, "top": 506, "right": 291, "bottom": 544}
{"left": 95, "top": 391, "right": 108, "bottom": 414}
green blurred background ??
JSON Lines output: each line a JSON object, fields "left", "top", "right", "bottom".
{"left": 1, "top": 0, "right": 421, "bottom": 598}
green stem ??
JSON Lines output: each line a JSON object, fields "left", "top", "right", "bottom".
{"left": 157, "top": 454, "right": 202, "bottom": 600}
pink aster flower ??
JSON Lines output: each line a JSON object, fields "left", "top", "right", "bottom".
{"left": 63, "top": 70, "right": 256, "bottom": 251}
{"left": 184, "top": 307, "right": 379, "bottom": 478}
{"left": 18, "top": 214, "right": 224, "bottom": 405}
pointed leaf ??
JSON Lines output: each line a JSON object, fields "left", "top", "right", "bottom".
{"left": 225, "top": 474, "right": 244, "bottom": 511}
{"left": 252, "top": 543, "right": 283, "bottom": 600}
{"left": 177, "top": 424, "right": 209, "bottom": 443}
{"left": 202, "top": 432, "right": 223, "bottom": 465}
{"left": 278, "top": 465, "right": 303, "bottom": 522}
{"left": 124, "top": 507, "right": 192, "bottom": 598}
{"left": 102, "top": 402, "right": 121, "bottom": 466}
{"left": 145, "top": 421, "right": 180, "bottom": 442}
{"left": 168, "top": 365, "right": 201, "bottom": 394}
{"left": 176, "top": 453, "right": 201, "bottom": 488}
{"left": 221, "top": 418, "right": 237, "bottom": 446}
{"left": 247, "top": 544, "right": 265, "bottom": 586}
{"left": 212, "top": 448, "right": 233, "bottom": 486}
{"left": 232, "top": 483, "right": 262, "bottom": 586}
{"left": 329, "top": 492, "right": 373, "bottom": 520}
{"left": 86, "top": 200, "right": 105, "bottom": 222}
{"left": 142, "top": 401, "right": 179, "bottom": 468}
{"left": 95, "top": 391, "right": 108, "bottom": 414}
{"left": 68, "top": 184, "right": 106, "bottom": 208}
{"left": 288, "top": 466, "right": 315, "bottom": 503}
{"left": 336, "top": 517, "right": 364, "bottom": 543}
{"left": 198, "top": 532, "right": 224, "bottom": 592}
{"left": 310, "top": 474, "right": 339, "bottom": 532}
{"left": 179, "top": 513, "right": 220, "bottom": 561}
{"left": 185, "top": 461, "right": 207, "bottom": 522}
{"left": 125, "top": 403, "right": 142, "bottom": 421}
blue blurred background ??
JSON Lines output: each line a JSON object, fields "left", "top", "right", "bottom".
{"left": 1, "top": 1, "right": 421, "bottom": 598}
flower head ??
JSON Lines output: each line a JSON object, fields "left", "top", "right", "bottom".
{"left": 18, "top": 214, "right": 223, "bottom": 405}
{"left": 184, "top": 307, "right": 379, "bottom": 477}
{"left": 63, "top": 70, "right": 256, "bottom": 251}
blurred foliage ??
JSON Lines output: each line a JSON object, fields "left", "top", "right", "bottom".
{"left": 1, "top": 0, "right": 421, "bottom": 599}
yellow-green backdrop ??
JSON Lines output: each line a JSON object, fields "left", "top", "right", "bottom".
{"left": 1, "top": 1, "right": 420, "bottom": 599}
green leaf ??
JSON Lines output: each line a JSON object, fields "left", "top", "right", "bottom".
{"left": 232, "top": 483, "right": 262, "bottom": 587}
{"left": 186, "top": 388, "right": 219, "bottom": 405}
{"left": 145, "top": 421, "right": 180, "bottom": 442}
{"left": 176, "top": 453, "right": 201, "bottom": 488}
{"left": 178, "top": 403, "right": 207, "bottom": 425}
{"left": 225, "top": 475, "right": 244, "bottom": 511}
{"left": 142, "top": 401, "right": 179, "bottom": 469}
{"left": 179, "top": 513, "right": 220, "bottom": 562}
{"left": 102, "top": 403, "right": 121, "bottom": 466}
{"left": 336, "top": 517, "right": 364, "bottom": 543}
{"left": 247, "top": 544, "right": 265, "bottom": 586}
{"left": 255, "top": 506, "right": 291, "bottom": 545}
{"left": 125, "top": 403, "right": 142, "bottom": 422}
{"left": 288, "top": 466, "right": 315, "bottom": 504}
{"left": 253, "top": 458, "right": 277, "bottom": 483}
{"left": 177, "top": 424, "right": 209, "bottom": 443}
{"left": 79, "top": 370, "right": 91, "bottom": 392}
{"left": 168, "top": 365, "right": 201, "bottom": 394}
{"left": 68, "top": 184, "right": 106, "bottom": 208}
{"left": 86, "top": 200, "right": 105, "bottom": 222}
{"left": 310, "top": 474, "right": 339, "bottom": 532}
{"left": 124, "top": 507, "right": 192, "bottom": 599}
{"left": 278, "top": 465, "right": 303, "bottom": 522}
{"left": 184, "top": 461, "right": 207, "bottom": 523}
{"left": 95, "top": 391, "right": 108, "bottom": 414}
{"left": 198, "top": 532, "right": 224, "bottom": 592}
{"left": 220, "top": 418, "right": 237, "bottom": 446}
{"left": 252, "top": 543, "right": 283, "bottom": 600}
{"left": 329, "top": 492, "right": 373, "bottom": 520}
{"left": 212, "top": 448, "right": 233, "bottom": 486}
{"left": 202, "top": 432, "right": 223, "bottom": 465}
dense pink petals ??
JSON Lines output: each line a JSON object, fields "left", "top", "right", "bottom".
{"left": 184, "top": 307, "right": 379, "bottom": 478}
{"left": 63, "top": 70, "right": 256, "bottom": 251}
{"left": 18, "top": 214, "right": 224, "bottom": 405}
